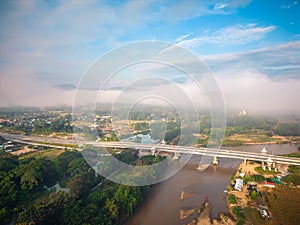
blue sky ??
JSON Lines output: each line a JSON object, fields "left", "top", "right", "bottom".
{"left": 0, "top": 0, "right": 300, "bottom": 113}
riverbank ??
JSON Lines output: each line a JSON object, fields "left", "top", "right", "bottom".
{"left": 123, "top": 144, "right": 299, "bottom": 225}
{"left": 187, "top": 198, "right": 235, "bottom": 225}
{"left": 222, "top": 134, "right": 300, "bottom": 147}
{"left": 225, "top": 156, "right": 300, "bottom": 225}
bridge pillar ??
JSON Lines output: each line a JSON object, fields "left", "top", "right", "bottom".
{"left": 243, "top": 158, "right": 247, "bottom": 166}
{"left": 173, "top": 152, "right": 180, "bottom": 160}
{"left": 213, "top": 156, "right": 219, "bottom": 165}
{"left": 266, "top": 156, "right": 274, "bottom": 171}
{"left": 151, "top": 146, "right": 157, "bottom": 156}
{"left": 262, "top": 161, "right": 266, "bottom": 170}
{"left": 272, "top": 162, "right": 278, "bottom": 171}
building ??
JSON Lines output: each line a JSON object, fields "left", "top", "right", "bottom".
{"left": 234, "top": 178, "right": 243, "bottom": 191}
{"left": 264, "top": 181, "right": 276, "bottom": 188}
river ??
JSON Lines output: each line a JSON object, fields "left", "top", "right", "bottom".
{"left": 124, "top": 143, "right": 299, "bottom": 225}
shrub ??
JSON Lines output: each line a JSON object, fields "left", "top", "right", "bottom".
{"left": 228, "top": 194, "right": 237, "bottom": 204}
{"left": 227, "top": 185, "right": 233, "bottom": 192}
{"left": 249, "top": 174, "right": 265, "bottom": 182}
{"left": 250, "top": 190, "right": 259, "bottom": 199}
{"left": 282, "top": 174, "right": 300, "bottom": 185}
{"left": 232, "top": 206, "right": 245, "bottom": 220}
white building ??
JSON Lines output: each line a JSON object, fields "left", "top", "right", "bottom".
{"left": 234, "top": 178, "right": 244, "bottom": 191}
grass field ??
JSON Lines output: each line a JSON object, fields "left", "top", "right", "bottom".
{"left": 19, "top": 148, "right": 64, "bottom": 160}
{"left": 223, "top": 132, "right": 290, "bottom": 146}
{"left": 36, "top": 141, "right": 78, "bottom": 148}
{"left": 243, "top": 207, "right": 271, "bottom": 225}
{"left": 255, "top": 166, "right": 280, "bottom": 175}
{"left": 264, "top": 187, "right": 300, "bottom": 225}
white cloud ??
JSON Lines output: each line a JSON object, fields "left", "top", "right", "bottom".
{"left": 1, "top": 0, "right": 298, "bottom": 115}
{"left": 0, "top": 66, "right": 75, "bottom": 107}
{"left": 175, "top": 33, "right": 191, "bottom": 42}
{"left": 281, "top": 1, "right": 298, "bottom": 9}
{"left": 203, "top": 40, "right": 300, "bottom": 80}
{"left": 216, "top": 72, "right": 300, "bottom": 114}
{"left": 213, "top": 3, "right": 229, "bottom": 10}
{"left": 177, "top": 24, "right": 276, "bottom": 47}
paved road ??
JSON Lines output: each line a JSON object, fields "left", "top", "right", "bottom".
{"left": 1, "top": 132, "right": 300, "bottom": 166}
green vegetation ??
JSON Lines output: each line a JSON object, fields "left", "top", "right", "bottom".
{"left": 228, "top": 194, "right": 237, "bottom": 204}
{"left": 275, "top": 123, "right": 300, "bottom": 136}
{"left": 250, "top": 189, "right": 259, "bottom": 199}
{"left": 0, "top": 147, "right": 164, "bottom": 225}
{"left": 227, "top": 185, "right": 233, "bottom": 192}
{"left": 222, "top": 139, "right": 244, "bottom": 147}
{"left": 0, "top": 109, "right": 72, "bottom": 134}
{"left": 139, "top": 155, "right": 166, "bottom": 165}
{"left": 284, "top": 151, "right": 300, "bottom": 158}
{"left": 254, "top": 166, "right": 280, "bottom": 175}
{"left": 281, "top": 154, "right": 300, "bottom": 185}
{"left": 248, "top": 174, "right": 265, "bottom": 182}
{"left": 134, "top": 122, "right": 149, "bottom": 131}
{"left": 242, "top": 174, "right": 265, "bottom": 184}
{"left": 232, "top": 206, "right": 245, "bottom": 225}
{"left": 243, "top": 207, "right": 269, "bottom": 225}
{"left": 113, "top": 149, "right": 138, "bottom": 165}
{"left": 282, "top": 174, "right": 300, "bottom": 185}
{"left": 264, "top": 187, "right": 300, "bottom": 225}
{"left": 287, "top": 165, "right": 300, "bottom": 173}
{"left": 221, "top": 114, "right": 300, "bottom": 146}
{"left": 36, "top": 142, "right": 78, "bottom": 148}
{"left": 2, "top": 108, "right": 300, "bottom": 147}
{"left": 18, "top": 148, "right": 64, "bottom": 160}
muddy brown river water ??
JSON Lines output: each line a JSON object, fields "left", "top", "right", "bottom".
{"left": 124, "top": 144, "right": 299, "bottom": 225}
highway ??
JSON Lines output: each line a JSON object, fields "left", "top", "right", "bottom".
{"left": 1, "top": 132, "right": 300, "bottom": 166}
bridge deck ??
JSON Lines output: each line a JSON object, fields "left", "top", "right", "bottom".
{"left": 1, "top": 133, "right": 300, "bottom": 166}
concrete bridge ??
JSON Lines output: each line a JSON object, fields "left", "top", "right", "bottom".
{"left": 1, "top": 132, "right": 300, "bottom": 170}
{"left": 85, "top": 141, "right": 300, "bottom": 169}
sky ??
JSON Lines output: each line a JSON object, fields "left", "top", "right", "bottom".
{"left": 0, "top": 0, "right": 300, "bottom": 114}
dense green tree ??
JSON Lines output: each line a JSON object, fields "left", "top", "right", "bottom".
{"left": 249, "top": 174, "right": 265, "bottom": 182}
{"left": 0, "top": 172, "right": 17, "bottom": 223}
{"left": 0, "top": 157, "right": 18, "bottom": 172}
{"left": 67, "top": 169, "right": 97, "bottom": 198}
{"left": 0, "top": 146, "right": 155, "bottom": 224}
{"left": 15, "top": 158, "right": 57, "bottom": 189}
{"left": 114, "top": 149, "right": 138, "bottom": 165}
{"left": 67, "top": 158, "right": 90, "bottom": 175}
{"left": 250, "top": 189, "right": 259, "bottom": 199}
{"left": 55, "top": 151, "right": 81, "bottom": 176}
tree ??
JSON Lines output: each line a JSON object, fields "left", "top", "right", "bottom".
{"left": 16, "top": 192, "right": 74, "bottom": 225}
{"left": 250, "top": 189, "right": 259, "bottom": 199}
{"left": 55, "top": 151, "right": 81, "bottom": 176}
{"left": 228, "top": 194, "right": 237, "bottom": 204}
{"left": 67, "top": 169, "right": 96, "bottom": 197}
{"left": 249, "top": 174, "right": 265, "bottom": 182}
{"left": 105, "top": 199, "right": 118, "bottom": 220}
{"left": 0, "top": 156, "right": 18, "bottom": 172}
{"left": 20, "top": 167, "right": 43, "bottom": 189}
{"left": 0, "top": 172, "right": 17, "bottom": 222}
{"left": 16, "top": 158, "right": 57, "bottom": 189}
{"left": 67, "top": 158, "right": 89, "bottom": 176}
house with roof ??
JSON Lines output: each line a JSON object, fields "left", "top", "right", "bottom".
{"left": 264, "top": 181, "right": 276, "bottom": 188}
{"left": 234, "top": 178, "right": 243, "bottom": 191}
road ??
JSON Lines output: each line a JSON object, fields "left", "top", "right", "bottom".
{"left": 1, "top": 132, "right": 300, "bottom": 166}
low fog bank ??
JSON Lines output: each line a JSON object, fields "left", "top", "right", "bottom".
{"left": 0, "top": 75, "right": 299, "bottom": 116}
